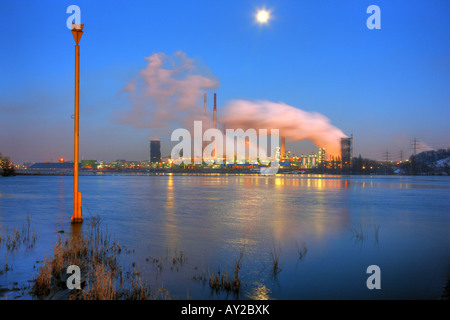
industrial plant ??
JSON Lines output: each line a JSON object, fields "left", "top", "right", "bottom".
{"left": 158, "top": 92, "right": 354, "bottom": 172}
{"left": 17, "top": 92, "right": 357, "bottom": 175}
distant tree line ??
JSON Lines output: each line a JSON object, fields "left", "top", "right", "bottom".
{"left": 350, "top": 155, "right": 394, "bottom": 175}
{"left": 0, "top": 152, "right": 16, "bottom": 176}
{"left": 399, "top": 148, "right": 450, "bottom": 175}
{"left": 313, "top": 149, "right": 450, "bottom": 175}
{"left": 313, "top": 154, "right": 394, "bottom": 175}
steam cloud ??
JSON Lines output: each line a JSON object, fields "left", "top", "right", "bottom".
{"left": 221, "top": 100, "right": 347, "bottom": 156}
{"left": 118, "top": 51, "right": 218, "bottom": 131}
{"left": 118, "top": 51, "right": 347, "bottom": 156}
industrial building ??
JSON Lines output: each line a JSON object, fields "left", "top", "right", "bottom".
{"left": 341, "top": 134, "right": 353, "bottom": 167}
{"left": 81, "top": 160, "right": 98, "bottom": 169}
{"left": 150, "top": 140, "right": 161, "bottom": 163}
{"left": 29, "top": 162, "right": 74, "bottom": 170}
{"left": 318, "top": 148, "right": 326, "bottom": 164}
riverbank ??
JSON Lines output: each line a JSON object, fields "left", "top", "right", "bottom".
{"left": 2, "top": 216, "right": 254, "bottom": 300}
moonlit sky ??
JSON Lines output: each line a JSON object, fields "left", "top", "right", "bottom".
{"left": 1, "top": 0, "right": 449, "bottom": 163}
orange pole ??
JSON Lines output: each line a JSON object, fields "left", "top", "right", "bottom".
{"left": 71, "top": 28, "right": 83, "bottom": 223}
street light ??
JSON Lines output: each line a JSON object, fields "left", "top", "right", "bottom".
{"left": 71, "top": 23, "right": 84, "bottom": 224}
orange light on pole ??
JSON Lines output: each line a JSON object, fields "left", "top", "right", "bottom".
{"left": 71, "top": 23, "right": 84, "bottom": 224}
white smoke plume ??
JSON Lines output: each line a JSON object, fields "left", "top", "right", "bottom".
{"left": 117, "top": 51, "right": 347, "bottom": 156}
{"left": 221, "top": 100, "right": 347, "bottom": 156}
{"left": 117, "top": 51, "right": 218, "bottom": 130}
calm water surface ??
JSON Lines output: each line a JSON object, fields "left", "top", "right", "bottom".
{"left": 0, "top": 174, "right": 449, "bottom": 299}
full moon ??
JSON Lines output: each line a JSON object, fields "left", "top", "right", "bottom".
{"left": 256, "top": 9, "right": 271, "bottom": 24}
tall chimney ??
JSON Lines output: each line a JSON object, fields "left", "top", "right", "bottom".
{"left": 281, "top": 136, "right": 286, "bottom": 160}
{"left": 212, "top": 93, "right": 217, "bottom": 157}
{"left": 213, "top": 93, "right": 217, "bottom": 129}
{"left": 203, "top": 93, "right": 207, "bottom": 161}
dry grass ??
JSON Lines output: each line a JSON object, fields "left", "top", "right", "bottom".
{"left": 31, "top": 215, "right": 171, "bottom": 300}
{"left": 172, "top": 249, "right": 186, "bottom": 265}
{"left": 1, "top": 216, "right": 37, "bottom": 278}
{"left": 350, "top": 224, "right": 366, "bottom": 242}
{"left": 32, "top": 255, "right": 52, "bottom": 296}
{"left": 296, "top": 241, "right": 308, "bottom": 260}
{"left": 0, "top": 253, "right": 12, "bottom": 276}
{"left": 195, "top": 248, "right": 244, "bottom": 295}
{"left": 350, "top": 224, "right": 380, "bottom": 245}
{"left": 374, "top": 224, "right": 380, "bottom": 244}
{"left": 121, "top": 268, "right": 152, "bottom": 300}
{"left": 78, "top": 263, "right": 117, "bottom": 300}
{"left": 1, "top": 216, "right": 37, "bottom": 252}
{"left": 270, "top": 241, "right": 282, "bottom": 275}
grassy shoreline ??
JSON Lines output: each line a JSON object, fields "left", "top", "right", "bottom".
{"left": 31, "top": 216, "right": 173, "bottom": 300}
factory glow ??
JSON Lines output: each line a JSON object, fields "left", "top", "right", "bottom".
{"left": 171, "top": 121, "right": 280, "bottom": 165}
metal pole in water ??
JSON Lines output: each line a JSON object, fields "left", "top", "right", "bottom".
{"left": 71, "top": 23, "right": 84, "bottom": 224}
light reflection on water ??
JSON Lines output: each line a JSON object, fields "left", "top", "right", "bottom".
{"left": 247, "top": 282, "right": 271, "bottom": 300}
{"left": 0, "top": 174, "right": 449, "bottom": 299}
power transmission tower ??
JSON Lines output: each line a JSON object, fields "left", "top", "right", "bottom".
{"left": 382, "top": 150, "right": 391, "bottom": 163}
{"left": 381, "top": 149, "right": 392, "bottom": 175}
{"left": 411, "top": 138, "right": 419, "bottom": 156}
{"left": 400, "top": 149, "right": 403, "bottom": 162}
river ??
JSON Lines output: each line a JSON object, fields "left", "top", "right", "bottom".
{"left": 0, "top": 174, "right": 449, "bottom": 299}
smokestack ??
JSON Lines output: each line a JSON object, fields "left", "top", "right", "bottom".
{"left": 213, "top": 93, "right": 217, "bottom": 129}
{"left": 203, "top": 93, "right": 207, "bottom": 161}
{"left": 281, "top": 136, "right": 285, "bottom": 160}
{"left": 213, "top": 93, "right": 217, "bottom": 157}
{"left": 350, "top": 133, "right": 353, "bottom": 165}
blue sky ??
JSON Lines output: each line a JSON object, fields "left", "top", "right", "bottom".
{"left": 1, "top": 0, "right": 449, "bottom": 163}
